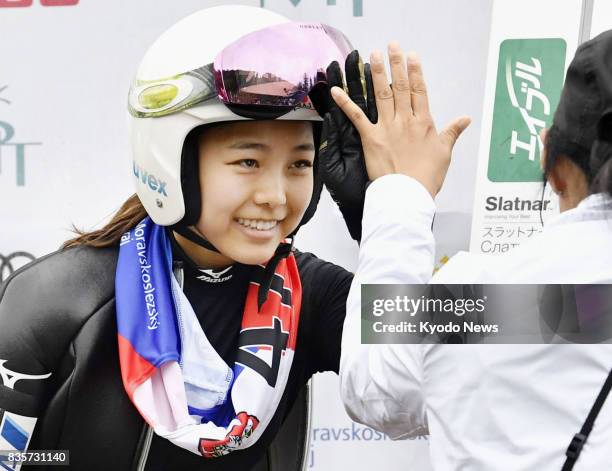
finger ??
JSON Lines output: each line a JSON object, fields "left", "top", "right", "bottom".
{"left": 439, "top": 116, "right": 472, "bottom": 150}
{"left": 331, "top": 86, "right": 372, "bottom": 135}
{"left": 328, "top": 83, "right": 352, "bottom": 135}
{"left": 326, "top": 60, "right": 344, "bottom": 122}
{"left": 364, "top": 63, "right": 378, "bottom": 123}
{"left": 387, "top": 41, "right": 412, "bottom": 117}
{"left": 407, "top": 52, "right": 431, "bottom": 119}
{"left": 327, "top": 61, "right": 350, "bottom": 129}
{"left": 345, "top": 50, "right": 367, "bottom": 113}
{"left": 326, "top": 60, "right": 344, "bottom": 89}
{"left": 369, "top": 50, "right": 394, "bottom": 122}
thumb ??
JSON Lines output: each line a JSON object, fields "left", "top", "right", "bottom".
{"left": 439, "top": 116, "right": 471, "bottom": 150}
{"left": 330, "top": 86, "right": 370, "bottom": 135}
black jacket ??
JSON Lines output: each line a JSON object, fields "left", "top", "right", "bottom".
{"left": 0, "top": 245, "right": 352, "bottom": 470}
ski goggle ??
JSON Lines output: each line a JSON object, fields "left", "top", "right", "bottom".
{"left": 128, "top": 22, "right": 353, "bottom": 118}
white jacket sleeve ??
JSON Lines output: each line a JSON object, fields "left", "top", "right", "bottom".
{"left": 339, "top": 174, "right": 435, "bottom": 439}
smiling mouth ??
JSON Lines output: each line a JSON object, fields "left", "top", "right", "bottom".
{"left": 236, "top": 218, "right": 281, "bottom": 231}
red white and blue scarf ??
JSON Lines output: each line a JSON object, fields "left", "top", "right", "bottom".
{"left": 115, "top": 218, "right": 301, "bottom": 458}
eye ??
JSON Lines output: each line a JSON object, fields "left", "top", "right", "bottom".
{"left": 235, "top": 159, "right": 258, "bottom": 169}
{"left": 290, "top": 159, "right": 313, "bottom": 170}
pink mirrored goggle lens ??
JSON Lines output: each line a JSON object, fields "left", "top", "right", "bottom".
{"left": 213, "top": 22, "right": 353, "bottom": 109}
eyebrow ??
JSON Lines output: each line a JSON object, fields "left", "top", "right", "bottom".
{"left": 295, "top": 143, "right": 316, "bottom": 151}
{"left": 228, "top": 141, "right": 315, "bottom": 151}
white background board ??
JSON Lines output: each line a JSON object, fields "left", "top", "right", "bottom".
{"left": 2, "top": 0, "right": 606, "bottom": 469}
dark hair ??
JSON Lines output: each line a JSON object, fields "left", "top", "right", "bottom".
{"left": 589, "top": 113, "right": 612, "bottom": 196}
{"left": 63, "top": 124, "right": 208, "bottom": 250}
{"left": 544, "top": 120, "right": 612, "bottom": 197}
{"left": 62, "top": 194, "right": 147, "bottom": 249}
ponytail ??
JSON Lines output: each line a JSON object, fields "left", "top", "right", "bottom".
{"left": 62, "top": 194, "right": 147, "bottom": 249}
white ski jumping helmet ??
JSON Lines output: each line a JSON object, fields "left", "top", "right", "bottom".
{"left": 128, "top": 5, "right": 352, "bottom": 232}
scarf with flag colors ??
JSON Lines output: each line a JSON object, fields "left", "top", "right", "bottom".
{"left": 115, "top": 218, "right": 301, "bottom": 457}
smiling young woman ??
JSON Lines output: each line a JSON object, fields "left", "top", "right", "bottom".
{"left": 0, "top": 6, "right": 356, "bottom": 471}
{"left": 189, "top": 120, "right": 316, "bottom": 267}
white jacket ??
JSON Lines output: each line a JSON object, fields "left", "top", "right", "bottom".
{"left": 340, "top": 174, "right": 612, "bottom": 471}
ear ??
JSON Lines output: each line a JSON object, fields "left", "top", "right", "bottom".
{"left": 539, "top": 128, "right": 548, "bottom": 173}
{"left": 540, "top": 127, "right": 566, "bottom": 195}
{"left": 546, "top": 158, "right": 566, "bottom": 195}
{"left": 548, "top": 153, "right": 586, "bottom": 197}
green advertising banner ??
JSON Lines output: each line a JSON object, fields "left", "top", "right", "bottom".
{"left": 487, "top": 38, "right": 566, "bottom": 182}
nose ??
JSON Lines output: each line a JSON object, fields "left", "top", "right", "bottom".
{"left": 253, "top": 171, "right": 287, "bottom": 208}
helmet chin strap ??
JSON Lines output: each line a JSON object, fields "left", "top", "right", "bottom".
{"left": 171, "top": 224, "right": 219, "bottom": 253}
{"left": 170, "top": 223, "right": 295, "bottom": 312}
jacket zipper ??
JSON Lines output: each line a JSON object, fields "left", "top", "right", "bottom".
{"left": 135, "top": 425, "right": 154, "bottom": 471}
{"left": 300, "top": 380, "right": 313, "bottom": 471}
{"left": 134, "top": 263, "right": 185, "bottom": 471}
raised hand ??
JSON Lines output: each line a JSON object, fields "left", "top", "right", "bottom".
{"left": 320, "top": 50, "right": 376, "bottom": 243}
{"left": 330, "top": 42, "right": 471, "bottom": 198}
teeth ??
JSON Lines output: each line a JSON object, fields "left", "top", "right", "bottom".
{"left": 237, "top": 218, "right": 278, "bottom": 231}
